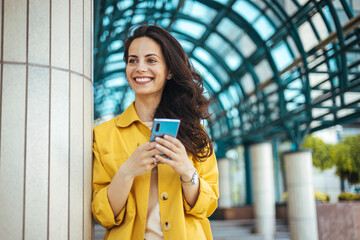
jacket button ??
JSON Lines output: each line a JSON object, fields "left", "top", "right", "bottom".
{"left": 163, "top": 221, "right": 171, "bottom": 231}
{"left": 160, "top": 192, "right": 168, "bottom": 200}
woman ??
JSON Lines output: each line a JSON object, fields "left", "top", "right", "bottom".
{"left": 92, "top": 24, "right": 219, "bottom": 240}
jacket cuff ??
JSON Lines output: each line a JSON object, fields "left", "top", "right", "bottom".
{"left": 92, "top": 186, "right": 125, "bottom": 229}
{"left": 183, "top": 177, "right": 217, "bottom": 219}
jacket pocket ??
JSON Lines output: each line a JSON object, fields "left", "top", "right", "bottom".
{"left": 101, "top": 152, "right": 129, "bottom": 177}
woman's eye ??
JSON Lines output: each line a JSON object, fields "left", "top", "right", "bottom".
{"left": 128, "top": 59, "right": 137, "bottom": 63}
{"left": 148, "top": 59, "right": 156, "bottom": 63}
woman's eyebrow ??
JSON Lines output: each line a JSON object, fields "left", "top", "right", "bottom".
{"left": 145, "top": 53, "right": 160, "bottom": 58}
{"left": 128, "top": 53, "right": 160, "bottom": 58}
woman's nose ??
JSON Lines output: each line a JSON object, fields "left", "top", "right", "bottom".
{"left": 136, "top": 60, "right": 147, "bottom": 72}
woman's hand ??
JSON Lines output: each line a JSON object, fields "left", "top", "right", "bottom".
{"left": 154, "top": 135, "right": 195, "bottom": 181}
{"left": 108, "top": 142, "right": 160, "bottom": 217}
{"left": 120, "top": 142, "right": 161, "bottom": 179}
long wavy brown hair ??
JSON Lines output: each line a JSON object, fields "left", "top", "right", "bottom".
{"left": 123, "top": 24, "right": 213, "bottom": 161}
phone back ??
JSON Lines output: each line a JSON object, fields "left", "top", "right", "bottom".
{"left": 150, "top": 118, "right": 181, "bottom": 142}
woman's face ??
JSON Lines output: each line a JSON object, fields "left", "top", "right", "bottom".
{"left": 126, "top": 37, "right": 171, "bottom": 99}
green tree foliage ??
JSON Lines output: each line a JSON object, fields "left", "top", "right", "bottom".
{"left": 302, "top": 135, "right": 334, "bottom": 170}
{"left": 302, "top": 134, "right": 360, "bottom": 184}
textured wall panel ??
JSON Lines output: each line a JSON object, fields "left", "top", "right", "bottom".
{"left": 51, "top": 0, "right": 69, "bottom": 69}
{"left": 71, "top": 0, "right": 83, "bottom": 74}
{"left": 69, "top": 74, "right": 84, "bottom": 240}
{"left": 0, "top": 65, "right": 26, "bottom": 239}
{"left": 49, "top": 69, "right": 69, "bottom": 239}
{"left": 0, "top": 0, "right": 93, "bottom": 238}
{"left": 0, "top": 0, "right": 2, "bottom": 60}
{"left": 24, "top": 66, "right": 49, "bottom": 240}
{"left": 84, "top": 0, "right": 91, "bottom": 79}
{"left": 28, "top": 0, "right": 50, "bottom": 65}
{"left": 3, "top": 0, "right": 26, "bottom": 62}
{"left": 83, "top": 78, "right": 93, "bottom": 239}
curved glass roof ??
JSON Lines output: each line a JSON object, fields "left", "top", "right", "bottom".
{"left": 94, "top": 0, "right": 360, "bottom": 151}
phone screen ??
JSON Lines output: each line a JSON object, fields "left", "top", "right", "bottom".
{"left": 150, "top": 118, "right": 181, "bottom": 142}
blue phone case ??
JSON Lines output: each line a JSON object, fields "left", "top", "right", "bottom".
{"left": 150, "top": 118, "right": 181, "bottom": 142}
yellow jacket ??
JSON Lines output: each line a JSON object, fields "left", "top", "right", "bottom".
{"left": 92, "top": 103, "right": 219, "bottom": 240}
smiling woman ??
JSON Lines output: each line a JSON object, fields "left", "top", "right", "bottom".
{"left": 91, "top": 24, "right": 219, "bottom": 240}
{"left": 125, "top": 37, "right": 171, "bottom": 102}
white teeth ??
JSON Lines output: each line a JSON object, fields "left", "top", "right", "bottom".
{"left": 135, "top": 77, "right": 152, "bottom": 82}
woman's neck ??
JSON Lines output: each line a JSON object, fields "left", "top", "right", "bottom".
{"left": 134, "top": 96, "right": 161, "bottom": 122}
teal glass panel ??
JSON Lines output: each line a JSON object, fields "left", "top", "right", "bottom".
{"left": 108, "top": 40, "right": 122, "bottom": 52}
{"left": 206, "top": 33, "right": 226, "bottom": 53}
{"left": 104, "top": 76, "right": 127, "bottom": 88}
{"left": 176, "top": 38, "right": 194, "bottom": 53}
{"left": 175, "top": 38, "right": 193, "bottom": 52}
{"left": 193, "top": 47, "right": 215, "bottom": 66}
{"left": 232, "top": 0, "right": 260, "bottom": 22}
{"left": 228, "top": 85, "right": 241, "bottom": 104}
{"left": 225, "top": 49, "right": 242, "bottom": 71}
{"left": 213, "top": 64, "right": 230, "bottom": 83}
{"left": 219, "top": 92, "right": 232, "bottom": 110}
{"left": 173, "top": 19, "right": 206, "bottom": 39}
{"left": 181, "top": 1, "right": 217, "bottom": 24}
{"left": 271, "top": 42, "right": 293, "bottom": 71}
{"left": 131, "top": 15, "right": 145, "bottom": 24}
{"left": 241, "top": 73, "right": 255, "bottom": 94}
{"left": 191, "top": 58, "right": 221, "bottom": 92}
{"left": 236, "top": 33, "right": 256, "bottom": 57}
{"left": 254, "top": 60, "right": 273, "bottom": 83}
{"left": 104, "top": 62, "right": 125, "bottom": 73}
{"left": 103, "top": 16, "right": 110, "bottom": 27}
{"left": 106, "top": 53, "right": 123, "bottom": 63}
{"left": 254, "top": 16, "right": 275, "bottom": 40}
{"left": 217, "top": 18, "right": 243, "bottom": 42}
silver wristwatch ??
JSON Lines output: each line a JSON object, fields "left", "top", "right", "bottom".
{"left": 180, "top": 169, "right": 199, "bottom": 186}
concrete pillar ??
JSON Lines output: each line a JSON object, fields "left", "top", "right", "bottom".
{"left": 284, "top": 151, "right": 318, "bottom": 240}
{"left": 0, "top": 0, "right": 93, "bottom": 239}
{"left": 218, "top": 158, "right": 232, "bottom": 208}
{"left": 250, "top": 142, "right": 276, "bottom": 240}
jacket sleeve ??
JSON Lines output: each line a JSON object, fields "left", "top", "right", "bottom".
{"left": 91, "top": 128, "right": 126, "bottom": 229}
{"left": 183, "top": 151, "right": 219, "bottom": 219}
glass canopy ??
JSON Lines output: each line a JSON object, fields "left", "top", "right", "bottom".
{"left": 94, "top": 0, "right": 360, "bottom": 150}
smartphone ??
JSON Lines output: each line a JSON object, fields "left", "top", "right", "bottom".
{"left": 150, "top": 118, "right": 181, "bottom": 142}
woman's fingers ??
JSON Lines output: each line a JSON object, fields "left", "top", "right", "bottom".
{"left": 155, "top": 136, "right": 183, "bottom": 155}
{"left": 155, "top": 154, "right": 174, "bottom": 167}
{"left": 141, "top": 141, "right": 157, "bottom": 150}
{"left": 163, "top": 135, "right": 183, "bottom": 149}
{"left": 155, "top": 143, "right": 176, "bottom": 159}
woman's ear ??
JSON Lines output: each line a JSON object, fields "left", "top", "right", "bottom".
{"left": 167, "top": 72, "right": 173, "bottom": 80}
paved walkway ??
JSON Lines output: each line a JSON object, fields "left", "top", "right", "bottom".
{"left": 94, "top": 219, "right": 290, "bottom": 240}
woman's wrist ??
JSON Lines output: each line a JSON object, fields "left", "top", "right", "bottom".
{"left": 180, "top": 168, "right": 196, "bottom": 182}
{"left": 117, "top": 163, "right": 135, "bottom": 181}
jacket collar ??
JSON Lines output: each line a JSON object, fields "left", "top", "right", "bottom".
{"left": 115, "top": 102, "right": 141, "bottom": 128}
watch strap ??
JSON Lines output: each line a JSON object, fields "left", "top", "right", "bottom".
{"left": 180, "top": 168, "right": 198, "bottom": 185}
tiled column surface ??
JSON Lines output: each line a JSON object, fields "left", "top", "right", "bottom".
{"left": 284, "top": 151, "right": 319, "bottom": 240}
{"left": 250, "top": 143, "right": 275, "bottom": 240}
{"left": 218, "top": 158, "right": 232, "bottom": 208}
{"left": 0, "top": 0, "right": 93, "bottom": 239}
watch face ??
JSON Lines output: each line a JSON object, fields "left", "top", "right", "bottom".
{"left": 192, "top": 169, "right": 199, "bottom": 184}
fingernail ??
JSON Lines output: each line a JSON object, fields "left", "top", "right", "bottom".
{"left": 164, "top": 135, "right": 168, "bottom": 139}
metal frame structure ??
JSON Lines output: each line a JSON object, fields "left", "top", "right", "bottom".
{"left": 94, "top": 0, "right": 360, "bottom": 152}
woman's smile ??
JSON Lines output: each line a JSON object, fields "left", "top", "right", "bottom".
{"left": 133, "top": 76, "right": 154, "bottom": 84}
